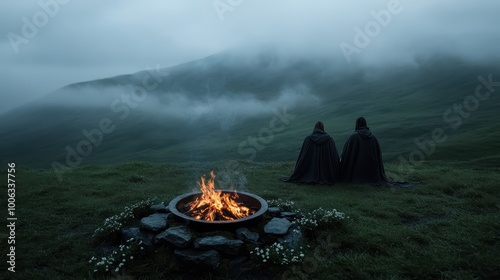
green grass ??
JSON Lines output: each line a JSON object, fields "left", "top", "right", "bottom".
{"left": 1, "top": 55, "right": 499, "bottom": 168}
{"left": 1, "top": 160, "right": 499, "bottom": 279}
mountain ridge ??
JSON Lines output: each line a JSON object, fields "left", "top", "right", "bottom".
{"left": 1, "top": 50, "right": 499, "bottom": 168}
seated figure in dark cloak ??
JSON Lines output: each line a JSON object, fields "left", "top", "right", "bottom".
{"left": 282, "top": 121, "right": 340, "bottom": 184}
{"left": 340, "top": 117, "right": 388, "bottom": 183}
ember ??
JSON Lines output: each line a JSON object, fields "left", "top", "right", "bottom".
{"left": 183, "top": 171, "right": 255, "bottom": 221}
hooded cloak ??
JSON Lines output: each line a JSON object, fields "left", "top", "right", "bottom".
{"left": 284, "top": 128, "right": 340, "bottom": 184}
{"left": 340, "top": 126, "right": 388, "bottom": 183}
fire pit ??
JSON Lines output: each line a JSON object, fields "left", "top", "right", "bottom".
{"left": 169, "top": 171, "right": 268, "bottom": 231}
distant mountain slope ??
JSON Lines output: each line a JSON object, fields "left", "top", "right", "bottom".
{"left": 1, "top": 51, "right": 499, "bottom": 170}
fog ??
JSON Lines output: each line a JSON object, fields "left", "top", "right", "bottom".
{"left": 45, "top": 83, "right": 318, "bottom": 132}
{"left": 1, "top": 0, "right": 499, "bottom": 113}
{"left": 158, "top": 86, "right": 316, "bottom": 120}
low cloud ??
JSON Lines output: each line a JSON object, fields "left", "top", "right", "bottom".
{"left": 39, "top": 83, "right": 319, "bottom": 133}
{"left": 1, "top": 1, "right": 499, "bottom": 113}
{"left": 157, "top": 84, "right": 316, "bottom": 119}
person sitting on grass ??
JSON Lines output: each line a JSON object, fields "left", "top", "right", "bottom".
{"left": 281, "top": 121, "right": 340, "bottom": 184}
{"left": 340, "top": 117, "right": 389, "bottom": 184}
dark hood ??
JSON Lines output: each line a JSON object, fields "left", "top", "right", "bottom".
{"left": 356, "top": 126, "right": 373, "bottom": 139}
{"left": 310, "top": 129, "right": 332, "bottom": 144}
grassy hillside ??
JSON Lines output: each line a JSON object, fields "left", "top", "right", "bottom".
{"left": 1, "top": 160, "right": 499, "bottom": 279}
{"left": 0, "top": 54, "right": 499, "bottom": 169}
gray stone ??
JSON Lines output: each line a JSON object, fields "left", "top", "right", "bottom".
{"left": 154, "top": 225, "right": 193, "bottom": 248}
{"left": 264, "top": 217, "right": 291, "bottom": 235}
{"left": 174, "top": 249, "right": 220, "bottom": 269}
{"left": 149, "top": 203, "right": 170, "bottom": 214}
{"left": 278, "top": 223, "right": 303, "bottom": 249}
{"left": 140, "top": 213, "right": 169, "bottom": 232}
{"left": 194, "top": 235, "right": 244, "bottom": 255}
{"left": 121, "top": 227, "right": 155, "bottom": 248}
{"left": 267, "top": 207, "right": 281, "bottom": 215}
{"left": 235, "top": 227, "right": 259, "bottom": 244}
{"left": 280, "top": 211, "right": 298, "bottom": 218}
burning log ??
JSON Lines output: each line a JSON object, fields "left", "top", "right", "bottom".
{"left": 185, "top": 201, "right": 254, "bottom": 221}
{"left": 182, "top": 171, "right": 256, "bottom": 222}
{"left": 169, "top": 188, "right": 269, "bottom": 231}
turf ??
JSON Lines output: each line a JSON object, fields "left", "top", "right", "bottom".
{"left": 1, "top": 160, "right": 499, "bottom": 279}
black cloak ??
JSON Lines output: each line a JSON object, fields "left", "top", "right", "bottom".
{"left": 283, "top": 129, "right": 340, "bottom": 184}
{"left": 340, "top": 126, "right": 388, "bottom": 183}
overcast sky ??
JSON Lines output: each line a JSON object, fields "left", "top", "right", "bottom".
{"left": 1, "top": 0, "right": 499, "bottom": 114}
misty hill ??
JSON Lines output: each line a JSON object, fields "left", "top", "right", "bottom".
{"left": 1, "top": 51, "right": 499, "bottom": 170}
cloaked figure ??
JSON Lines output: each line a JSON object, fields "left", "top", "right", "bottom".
{"left": 282, "top": 121, "right": 340, "bottom": 184}
{"left": 340, "top": 117, "right": 389, "bottom": 183}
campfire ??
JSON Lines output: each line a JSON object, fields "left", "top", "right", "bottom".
{"left": 169, "top": 171, "right": 268, "bottom": 230}
{"left": 184, "top": 171, "right": 254, "bottom": 221}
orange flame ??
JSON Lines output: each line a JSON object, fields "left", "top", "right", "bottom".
{"left": 187, "top": 171, "right": 254, "bottom": 221}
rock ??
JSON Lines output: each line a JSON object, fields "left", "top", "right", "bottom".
{"left": 174, "top": 249, "right": 220, "bottom": 269}
{"left": 194, "top": 235, "right": 244, "bottom": 255}
{"left": 278, "top": 223, "right": 303, "bottom": 249}
{"left": 267, "top": 207, "right": 281, "bottom": 215}
{"left": 154, "top": 225, "right": 193, "bottom": 248}
{"left": 140, "top": 213, "right": 169, "bottom": 232}
{"left": 264, "top": 217, "right": 291, "bottom": 235}
{"left": 121, "top": 227, "right": 155, "bottom": 248}
{"left": 235, "top": 227, "right": 259, "bottom": 244}
{"left": 280, "top": 211, "right": 298, "bottom": 218}
{"left": 149, "top": 203, "right": 170, "bottom": 214}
